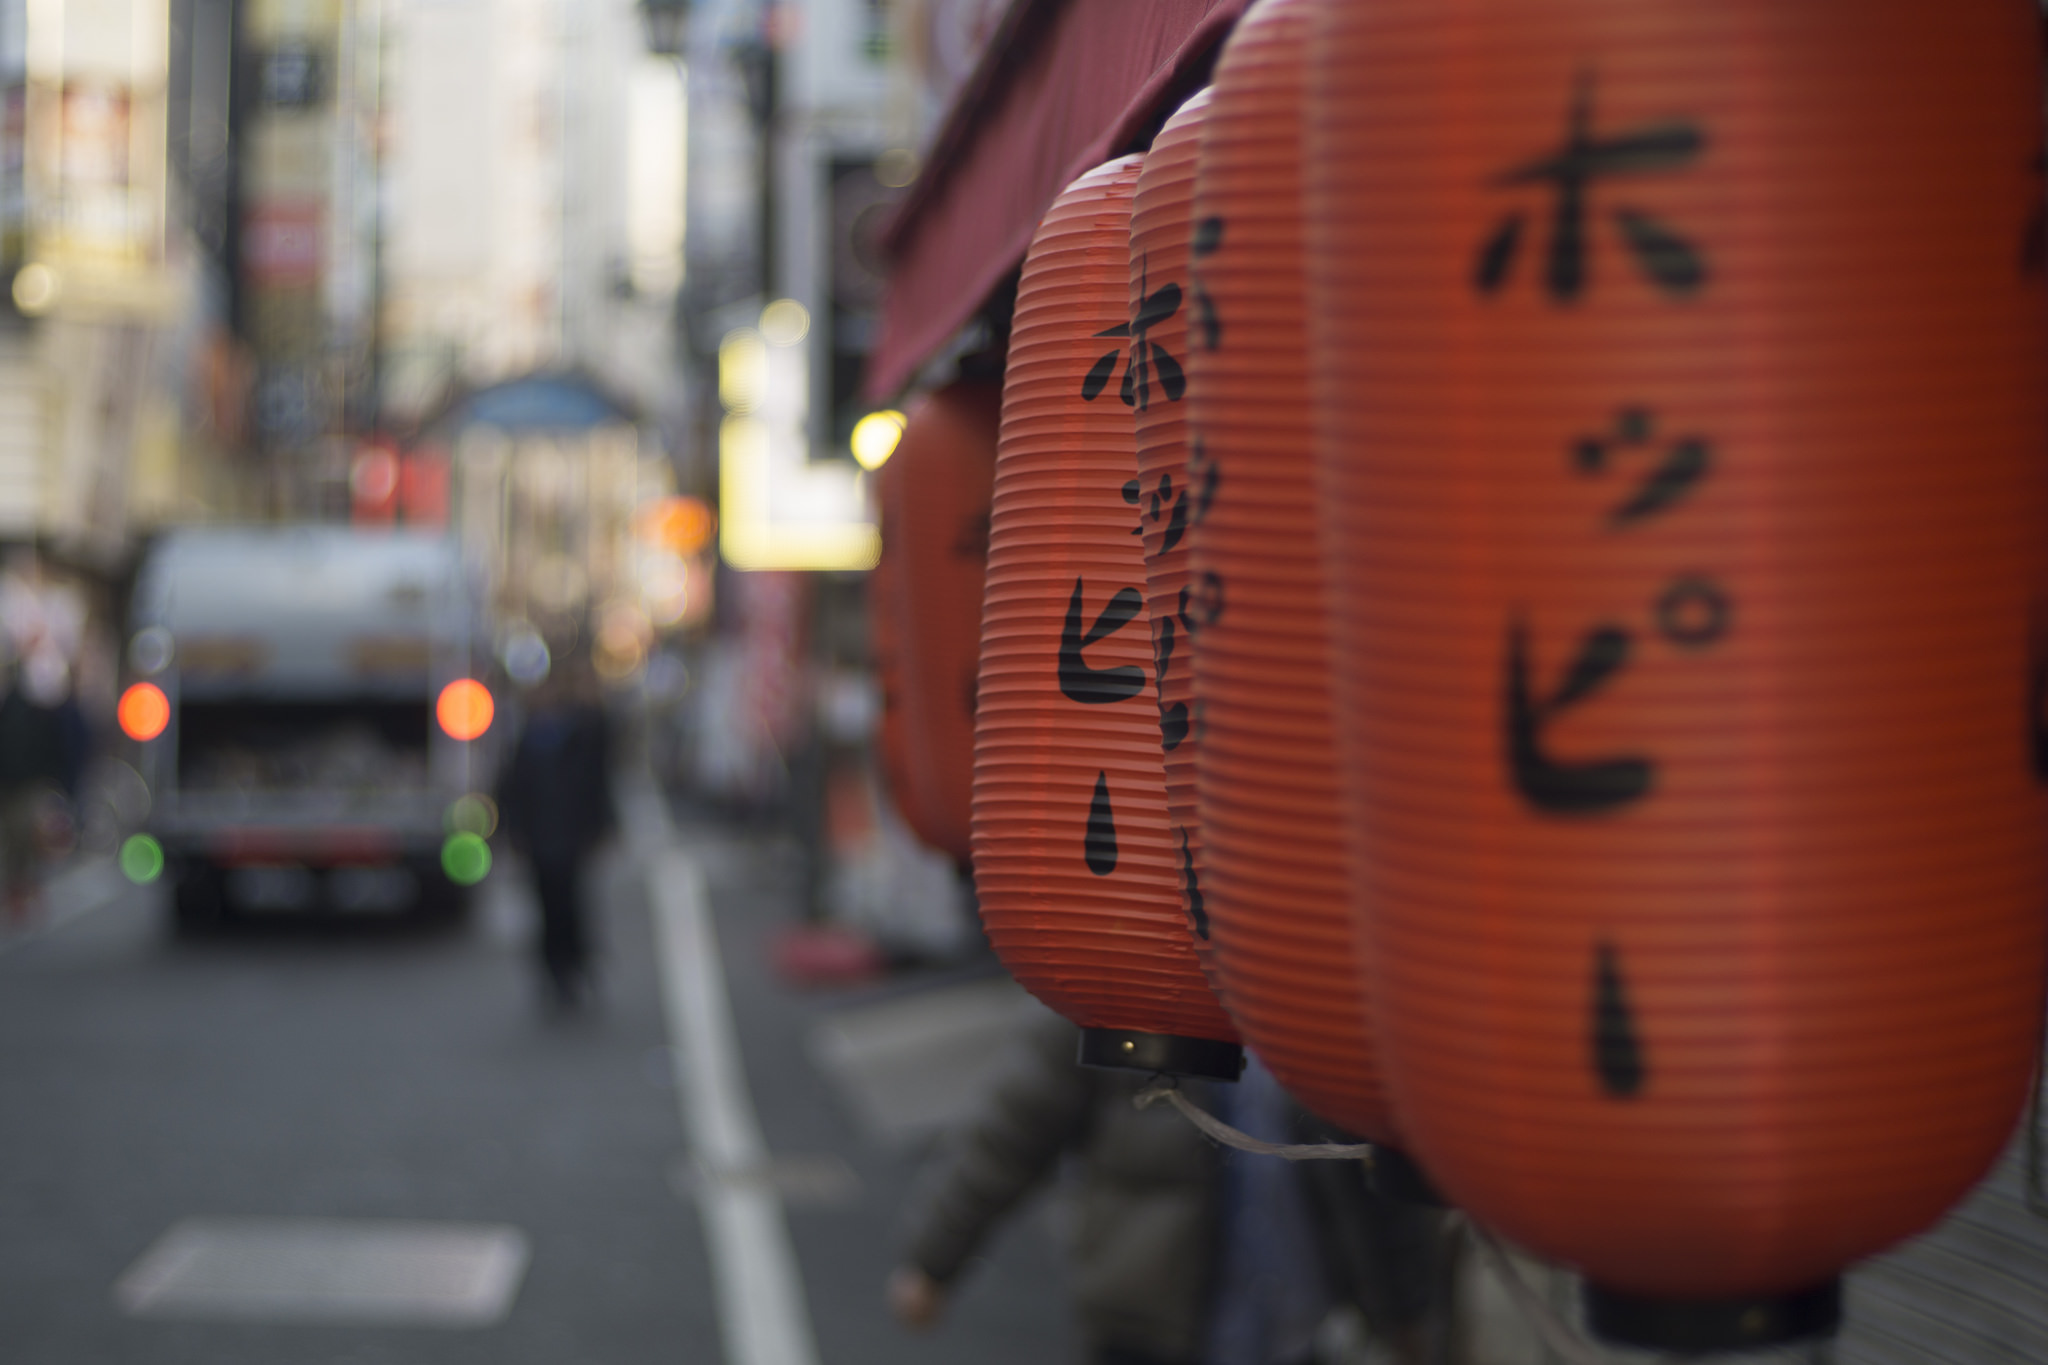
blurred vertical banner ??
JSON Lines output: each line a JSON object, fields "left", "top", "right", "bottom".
{"left": 240, "top": 0, "right": 376, "bottom": 478}
{"left": 718, "top": 301, "right": 878, "bottom": 572}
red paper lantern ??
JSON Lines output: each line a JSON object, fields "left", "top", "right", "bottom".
{"left": 1131, "top": 88, "right": 1215, "bottom": 968}
{"left": 1308, "top": 0, "right": 2048, "bottom": 1350}
{"left": 973, "top": 155, "right": 1241, "bottom": 1078}
{"left": 870, "top": 454, "right": 917, "bottom": 822}
{"left": 889, "top": 381, "right": 1001, "bottom": 864}
{"left": 1188, "top": 0, "right": 1399, "bottom": 1145}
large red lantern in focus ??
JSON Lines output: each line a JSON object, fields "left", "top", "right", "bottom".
{"left": 973, "top": 155, "right": 1241, "bottom": 1079}
{"left": 1307, "top": 0, "right": 2048, "bottom": 1351}
{"left": 1130, "top": 88, "right": 1214, "bottom": 967}
{"left": 1187, "top": 0, "right": 1400, "bottom": 1147}
{"left": 886, "top": 381, "right": 1001, "bottom": 864}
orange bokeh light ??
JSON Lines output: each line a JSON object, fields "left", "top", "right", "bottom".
{"left": 119, "top": 682, "right": 170, "bottom": 742}
{"left": 437, "top": 679, "right": 495, "bottom": 741}
{"left": 637, "top": 496, "right": 716, "bottom": 556}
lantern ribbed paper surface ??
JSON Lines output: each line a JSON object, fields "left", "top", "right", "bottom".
{"left": 1189, "top": 0, "right": 1398, "bottom": 1143}
{"left": 1132, "top": 88, "right": 1217, "bottom": 970}
{"left": 888, "top": 381, "right": 1001, "bottom": 864}
{"left": 1306, "top": 0, "right": 2048, "bottom": 1345}
{"left": 973, "top": 155, "right": 1240, "bottom": 1066}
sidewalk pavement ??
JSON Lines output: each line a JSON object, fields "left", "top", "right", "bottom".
{"left": 639, "top": 794, "right": 1079, "bottom": 1365}
{"left": 0, "top": 853, "right": 124, "bottom": 953}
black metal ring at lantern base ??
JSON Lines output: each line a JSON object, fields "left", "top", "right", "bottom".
{"left": 1077, "top": 1027, "right": 1244, "bottom": 1081}
{"left": 1368, "top": 1146, "right": 1449, "bottom": 1207}
{"left": 1583, "top": 1278, "right": 1841, "bottom": 1354}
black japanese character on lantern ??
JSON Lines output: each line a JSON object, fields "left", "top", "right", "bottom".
{"left": 1082, "top": 262, "right": 1185, "bottom": 407}
{"left": 1590, "top": 940, "right": 1646, "bottom": 1097}
{"left": 1147, "top": 470, "right": 1189, "bottom": 554}
{"left": 1474, "top": 72, "right": 1707, "bottom": 303}
{"left": 1178, "top": 827, "right": 1209, "bottom": 938}
{"left": 1060, "top": 578, "right": 1147, "bottom": 704}
{"left": 1571, "top": 406, "right": 1712, "bottom": 528}
{"left": 1504, "top": 618, "right": 1654, "bottom": 814}
{"left": 1654, "top": 577, "right": 1730, "bottom": 649}
{"left": 1083, "top": 325, "right": 1132, "bottom": 403}
{"left": 1178, "top": 571, "right": 1225, "bottom": 636}
{"left": 1086, "top": 771, "right": 1119, "bottom": 875}
{"left": 1190, "top": 216, "right": 1223, "bottom": 352}
{"left": 1154, "top": 615, "right": 1189, "bottom": 751}
{"left": 1187, "top": 436, "right": 1220, "bottom": 526}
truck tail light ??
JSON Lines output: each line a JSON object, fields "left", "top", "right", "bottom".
{"left": 437, "top": 679, "right": 494, "bottom": 741}
{"left": 119, "top": 834, "right": 164, "bottom": 883}
{"left": 441, "top": 832, "right": 491, "bottom": 886}
{"left": 118, "top": 682, "right": 170, "bottom": 741}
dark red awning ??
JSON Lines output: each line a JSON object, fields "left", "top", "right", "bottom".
{"left": 866, "top": 0, "right": 1247, "bottom": 401}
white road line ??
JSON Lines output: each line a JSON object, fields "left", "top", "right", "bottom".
{"left": 627, "top": 782, "right": 821, "bottom": 1365}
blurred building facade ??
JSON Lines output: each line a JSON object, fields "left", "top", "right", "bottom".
{"left": 378, "top": 0, "right": 682, "bottom": 434}
{"left": 233, "top": 0, "right": 377, "bottom": 514}
{"left": 673, "top": 0, "right": 1000, "bottom": 830}
{"left": 0, "top": 0, "right": 183, "bottom": 564}
{"left": 373, "top": 0, "right": 690, "bottom": 674}
{"left": 681, "top": 0, "right": 990, "bottom": 575}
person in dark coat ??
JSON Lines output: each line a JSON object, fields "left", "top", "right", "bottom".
{"left": 890, "top": 1012, "right": 1228, "bottom": 1364}
{"left": 888, "top": 1012, "right": 1445, "bottom": 1365}
{"left": 0, "top": 658, "right": 85, "bottom": 922}
{"left": 496, "top": 663, "right": 617, "bottom": 1008}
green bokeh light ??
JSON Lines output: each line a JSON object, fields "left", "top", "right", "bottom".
{"left": 441, "top": 832, "right": 492, "bottom": 886}
{"left": 445, "top": 793, "right": 498, "bottom": 838}
{"left": 120, "top": 834, "right": 165, "bottom": 884}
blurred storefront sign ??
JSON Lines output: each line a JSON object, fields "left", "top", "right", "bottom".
{"left": 347, "top": 438, "right": 398, "bottom": 521}
{"left": 716, "top": 304, "right": 877, "bottom": 572}
{"left": 244, "top": 201, "right": 323, "bottom": 287}
{"left": 258, "top": 38, "right": 324, "bottom": 108}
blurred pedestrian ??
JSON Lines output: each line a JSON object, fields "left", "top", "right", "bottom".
{"left": 888, "top": 1013, "right": 1440, "bottom": 1365}
{"left": 0, "top": 652, "right": 85, "bottom": 923}
{"left": 889, "top": 1012, "right": 1223, "bottom": 1364}
{"left": 497, "top": 661, "right": 616, "bottom": 1009}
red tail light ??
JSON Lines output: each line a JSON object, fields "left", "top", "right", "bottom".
{"left": 118, "top": 682, "right": 170, "bottom": 742}
{"left": 437, "top": 679, "right": 494, "bottom": 741}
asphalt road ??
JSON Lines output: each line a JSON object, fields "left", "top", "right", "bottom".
{"left": 0, "top": 826, "right": 1076, "bottom": 1365}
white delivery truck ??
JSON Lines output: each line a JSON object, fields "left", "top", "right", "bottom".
{"left": 122, "top": 526, "right": 498, "bottom": 929}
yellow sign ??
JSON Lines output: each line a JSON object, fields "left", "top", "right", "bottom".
{"left": 245, "top": 0, "right": 343, "bottom": 42}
